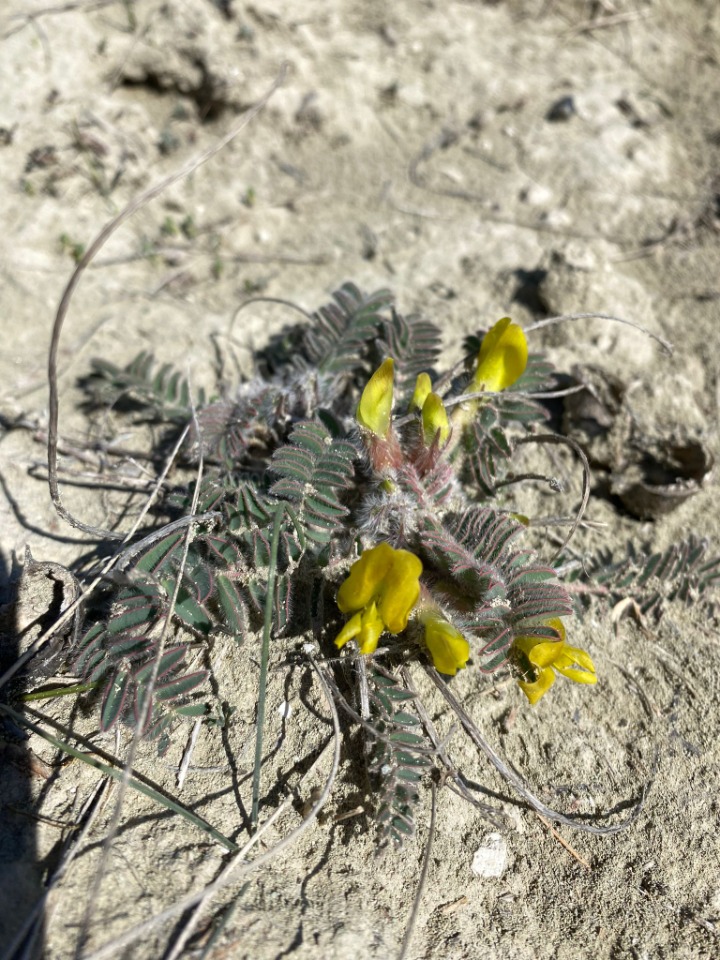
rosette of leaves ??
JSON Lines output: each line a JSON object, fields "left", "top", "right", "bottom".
{"left": 72, "top": 282, "right": 572, "bottom": 847}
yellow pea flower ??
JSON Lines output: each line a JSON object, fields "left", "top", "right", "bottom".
{"left": 334, "top": 602, "right": 385, "bottom": 656}
{"left": 408, "top": 372, "right": 432, "bottom": 413}
{"left": 357, "top": 358, "right": 395, "bottom": 438}
{"left": 421, "top": 393, "right": 450, "bottom": 447}
{"left": 422, "top": 612, "right": 470, "bottom": 676}
{"left": 473, "top": 317, "right": 528, "bottom": 393}
{"left": 513, "top": 618, "right": 597, "bottom": 705}
{"left": 335, "top": 543, "right": 423, "bottom": 654}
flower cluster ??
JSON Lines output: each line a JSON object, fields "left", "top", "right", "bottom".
{"left": 335, "top": 543, "right": 421, "bottom": 655}
{"left": 334, "top": 317, "right": 597, "bottom": 706}
{"left": 334, "top": 542, "right": 470, "bottom": 675}
{"left": 355, "top": 318, "right": 529, "bottom": 466}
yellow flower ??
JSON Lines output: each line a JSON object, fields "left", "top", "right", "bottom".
{"left": 473, "top": 317, "right": 528, "bottom": 393}
{"left": 408, "top": 372, "right": 432, "bottom": 413}
{"left": 357, "top": 358, "right": 394, "bottom": 437}
{"left": 421, "top": 393, "right": 450, "bottom": 447}
{"left": 422, "top": 612, "right": 470, "bottom": 676}
{"left": 334, "top": 601, "right": 385, "bottom": 656}
{"left": 335, "top": 543, "right": 422, "bottom": 654}
{"left": 514, "top": 618, "right": 597, "bottom": 705}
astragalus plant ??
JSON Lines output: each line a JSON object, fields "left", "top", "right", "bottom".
{"left": 67, "top": 283, "right": 718, "bottom": 845}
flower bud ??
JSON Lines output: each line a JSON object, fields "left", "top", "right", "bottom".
{"left": 408, "top": 372, "right": 432, "bottom": 413}
{"left": 421, "top": 393, "right": 450, "bottom": 447}
{"left": 357, "top": 358, "right": 394, "bottom": 437}
{"left": 473, "top": 318, "right": 528, "bottom": 393}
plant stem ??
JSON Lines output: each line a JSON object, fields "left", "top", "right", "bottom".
{"left": 250, "top": 505, "right": 283, "bottom": 830}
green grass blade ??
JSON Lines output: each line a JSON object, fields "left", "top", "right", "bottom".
{"left": 0, "top": 703, "right": 238, "bottom": 853}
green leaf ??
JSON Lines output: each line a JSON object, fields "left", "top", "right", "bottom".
{"left": 391, "top": 711, "right": 421, "bottom": 727}
{"left": 175, "top": 702, "right": 209, "bottom": 718}
{"left": 389, "top": 730, "right": 426, "bottom": 746}
{"left": 307, "top": 283, "right": 394, "bottom": 375}
{"left": 106, "top": 597, "right": 161, "bottom": 635}
{"left": 135, "top": 531, "right": 184, "bottom": 575}
{"left": 155, "top": 671, "right": 208, "bottom": 702}
{"left": 215, "top": 574, "right": 248, "bottom": 635}
{"left": 395, "top": 768, "right": 424, "bottom": 783}
{"left": 172, "top": 591, "right": 212, "bottom": 634}
{"left": 101, "top": 670, "right": 131, "bottom": 730}
{"left": 268, "top": 420, "right": 354, "bottom": 545}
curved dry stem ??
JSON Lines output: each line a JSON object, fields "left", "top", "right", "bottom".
{"left": 47, "top": 64, "right": 288, "bottom": 538}
{"left": 399, "top": 666, "right": 509, "bottom": 829}
{"left": 425, "top": 665, "right": 650, "bottom": 836}
{"left": 525, "top": 312, "right": 673, "bottom": 355}
{"left": 0, "top": 424, "right": 193, "bottom": 695}
{"left": 397, "top": 781, "right": 437, "bottom": 960}
{"left": 515, "top": 432, "right": 591, "bottom": 560}
{"left": 443, "top": 384, "right": 588, "bottom": 408}
{"left": 493, "top": 471, "right": 559, "bottom": 491}
{"left": 113, "top": 509, "right": 220, "bottom": 571}
{"left": 79, "top": 652, "right": 341, "bottom": 960}
{"left": 529, "top": 515, "right": 608, "bottom": 531}
{"left": 228, "top": 295, "right": 315, "bottom": 338}
{"left": 438, "top": 309, "right": 672, "bottom": 407}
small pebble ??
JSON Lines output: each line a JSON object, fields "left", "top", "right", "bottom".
{"left": 546, "top": 95, "right": 576, "bottom": 122}
{"left": 471, "top": 833, "right": 507, "bottom": 878}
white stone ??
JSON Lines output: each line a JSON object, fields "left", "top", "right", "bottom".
{"left": 471, "top": 833, "right": 507, "bottom": 879}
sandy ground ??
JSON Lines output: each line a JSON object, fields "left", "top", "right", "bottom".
{"left": 1, "top": 1, "right": 719, "bottom": 958}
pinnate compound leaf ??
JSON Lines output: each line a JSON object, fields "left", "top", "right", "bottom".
{"left": 377, "top": 310, "right": 442, "bottom": 402}
{"left": 269, "top": 420, "right": 354, "bottom": 544}
{"left": 305, "top": 283, "right": 394, "bottom": 375}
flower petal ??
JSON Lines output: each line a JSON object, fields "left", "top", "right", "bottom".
{"left": 423, "top": 616, "right": 470, "bottom": 676}
{"left": 409, "top": 372, "right": 432, "bottom": 413}
{"left": 530, "top": 640, "right": 564, "bottom": 669}
{"left": 513, "top": 619, "right": 566, "bottom": 667}
{"left": 335, "top": 611, "right": 363, "bottom": 650}
{"left": 357, "top": 358, "right": 395, "bottom": 437}
{"left": 474, "top": 317, "right": 528, "bottom": 393}
{"left": 554, "top": 644, "right": 597, "bottom": 684}
{"left": 357, "top": 602, "right": 385, "bottom": 654}
{"left": 379, "top": 549, "right": 423, "bottom": 633}
{"left": 421, "top": 393, "right": 450, "bottom": 446}
{"left": 518, "top": 667, "right": 556, "bottom": 704}
{"left": 336, "top": 543, "right": 393, "bottom": 614}
{"left": 513, "top": 636, "right": 563, "bottom": 669}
